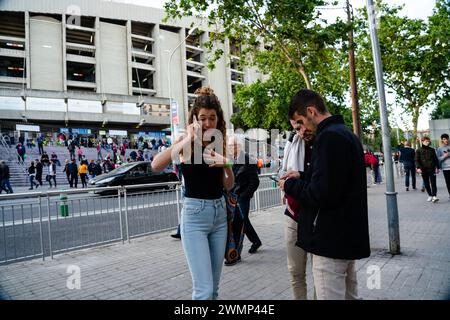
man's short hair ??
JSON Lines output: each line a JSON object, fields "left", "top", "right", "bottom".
{"left": 288, "top": 89, "right": 328, "bottom": 119}
{"left": 441, "top": 133, "right": 449, "bottom": 140}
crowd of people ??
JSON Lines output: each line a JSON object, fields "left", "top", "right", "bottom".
{"left": 395, "top": 134, "right": 450, "bottom": 202}
{"left": 363, "top": 135, "right": 450, "bottom": 203}
{"left": 0, "top": 132, "right": 172, "bottom": 192}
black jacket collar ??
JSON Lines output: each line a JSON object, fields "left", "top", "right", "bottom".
{"left": 316, "top": 115, "right": 344, "bottom": 134}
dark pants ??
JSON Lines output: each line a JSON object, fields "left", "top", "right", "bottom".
{"left": 36, "top": 174, "right": 43, "bottom": 186}
{"left": 443, "top": 170, "right": 450, "bottom": 196}
{"left": 70, "top": 174, "right": 78, "bottom": 188}
{"left": 48, "top": 175, "right": 57, "bottom": 187}
{"left": 1, "top": 179, "right": 13, "bottom": 193}
{"left": 38, "top": 144, "right": 44, "bottom": 155}
{"left": 372, "top": 164, "right": 381, "bottom": 183}
{"left": 421, "top": 169, "right": 437, "bottom": 197}
{"left": 238, "top": 197, "right": 261, "bottom": 246}
{"left": 404, "top": 163, "right": 416, "bottom": 188}
{"left": 29, "top": 176, "right": 38, "bottom": 189}
{"left": 80, "top": 173, "right": 87, "bottom": 188}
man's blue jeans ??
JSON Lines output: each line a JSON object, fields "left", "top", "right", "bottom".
{"left": 180, "top": 197, "right": 227, "bottom": 300}
{"left": 2, "top": 179, "right": 13, "bottom": 193}
{"left": 403, "top": 163, "right": 416, "bottom": 188}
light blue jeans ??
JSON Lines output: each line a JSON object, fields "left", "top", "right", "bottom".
{"left": 180, "top": 196, "right": 227, "bottom": 300}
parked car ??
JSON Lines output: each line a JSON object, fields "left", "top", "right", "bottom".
{"left": 88, "top": 161, "right": 178, "bottom": 194}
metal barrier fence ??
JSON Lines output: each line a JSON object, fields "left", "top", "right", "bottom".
{"left": 0, "top": 174, "right": 282, "bottom": 264}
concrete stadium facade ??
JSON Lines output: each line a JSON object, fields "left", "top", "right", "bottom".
{"left": 0, "top": 0, "right": 262, "bottom": 142}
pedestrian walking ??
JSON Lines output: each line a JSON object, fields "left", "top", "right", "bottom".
{"left": 151, "top": 86, "right": 234, "bottom": 300}
{"left": 79, "top": 161, "right": 88, "bottom": 188}
{"left": 226, "top": 135, "right": 260, "bottom": 265}
{"left": 437, "top": 133, "right": 450, "bottom": 200}
{"left": 63, "top": 159, "right": 70, "bottom": 184}
{"left": 35, "top": 159, "right": 43, "bottom": 186}
{"left": 415, "top": 136, "right": 440, "bottom": 203}
{"left": 47, "top": 160, "right": 57, "bottom": 188}
{"left": 279, "top": 89, "right": 370, "bottom": 300}
{"left": 68, "top": 141, "right": 76, "bottom": 161}
{"left": 0, "top": 160, "right": 13, "bottom": 194}
{"left": 120, "top": 143, "right": 126, "bottom": 162}
{"left": 77, "top": 146, "right": 84, "bottom": 162}
{"left": 16, "top": 143, "right": 26, "bottom": 164}
{"left": 399, "top": 141, "right": 416, "bottom": 191}
{"left": 68, "top": 159, "right": 78, "bottom": 188}
{"left": 28, "top": 161, "right": 40, "bottom": 190}
{"left": 37, "top": 135, "right": 44, "bottom": 155}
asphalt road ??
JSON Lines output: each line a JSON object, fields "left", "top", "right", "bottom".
{"left": 0, "top": 178, "right": 281, "bottom": 263}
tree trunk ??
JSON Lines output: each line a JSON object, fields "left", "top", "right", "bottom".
{"left": 411, "top": 105, "right": 420, "bottom": 148}
{"left": 276, "top": 41, "right": 312, "bottom": 89}
{"left": 298, "top": 66, "right": 312, "bottom": 89}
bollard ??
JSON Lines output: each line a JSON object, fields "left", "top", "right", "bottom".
{"left": 59, "top": 193, "right": 69, "bottom": 217}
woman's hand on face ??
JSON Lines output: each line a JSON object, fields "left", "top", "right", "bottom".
{"left": 186, "top": 115, "right": 201, "bottom": 142}
{"left": 203, "top": 149, "right": 228, "bottom": 167}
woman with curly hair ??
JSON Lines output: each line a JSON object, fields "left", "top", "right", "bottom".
{"left": 152, "top": 86, "right": 234, "bottom": 300}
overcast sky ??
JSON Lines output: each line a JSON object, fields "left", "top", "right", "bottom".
{"left": 104, "top": 0, "right": 436, "bottom": 20}
{"left": 104, "top": 0, "right": 438, "bottom": 131}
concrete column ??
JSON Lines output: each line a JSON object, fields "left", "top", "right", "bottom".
{"left": 95, "top": 17, "right": 101, "bottom": 94}
{"left": 126, "top": 20, "right": 133, "bottom": 96}
{"left": 25, "top": 11, "right": 31, "bottom": 89}
{"left": 201, "top": 31, "right": 209, "bottom": 86}
{"left": 152, "top": 24, "right": 161, "bottom": 96}
{"left": 62, "top": 14, "right": 67, "bottom": 92}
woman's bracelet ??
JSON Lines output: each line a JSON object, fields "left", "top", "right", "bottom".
{"left": 224, "top": 161, "right": 233, "bottom": 169}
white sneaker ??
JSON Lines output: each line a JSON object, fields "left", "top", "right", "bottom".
{"left": 427, "top": 196, "right": 433, "bottom": 202}
{"left": 432, "top": 196, "right": 439, "bottom": 203}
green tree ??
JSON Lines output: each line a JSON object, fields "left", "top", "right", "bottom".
{"left": 430, "top": 95, "right": 450, "bottom": 120}
{"left": 164, "top": 0, "right": 354, "bottom": 130}
{"left": 164, "top": 0, "right": 348, "bottom": 90}
{"left": 354, "top": 0, "right": 450, "bottom": 142}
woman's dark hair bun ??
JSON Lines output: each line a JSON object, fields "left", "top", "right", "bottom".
{"left": 194, "top": 86, "right": 215, "bottom": 96}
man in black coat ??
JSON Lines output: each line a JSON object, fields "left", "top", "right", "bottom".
{"left": 68, "top": 159, "right": 78, "bottom": 188}
{"left": 278, "top": 89, "right": 370, "bottom": 300}
{"left": 399, "top": 141, "right": 416, "bottom": 191}
{"left": 229, "top": 136, "right": 261, "bottom": 257}
{"left": 35, "top": 159, "right": 43, "bottom": 186}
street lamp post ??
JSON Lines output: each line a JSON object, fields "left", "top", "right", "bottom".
{"left": 366, "top": 0, "right": 400, "bottom": 254}
{"left": 168, "top": 26, "right": 198, "bottom": 141}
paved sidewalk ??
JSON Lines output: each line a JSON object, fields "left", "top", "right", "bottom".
{"left": 1, "top": 175, "right": 449, "bottom": 300}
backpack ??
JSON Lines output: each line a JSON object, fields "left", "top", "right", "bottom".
{"left": 368, "top": 154, "right": 379, "bottom": 166}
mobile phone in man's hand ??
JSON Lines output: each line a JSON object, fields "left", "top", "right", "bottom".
{"left": 269, "top": 175, "right": 280, "bottom": 183}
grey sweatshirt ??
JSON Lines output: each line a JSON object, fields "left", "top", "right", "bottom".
{"left": 437, "top": 145, "right": 450, "bottom": 170}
